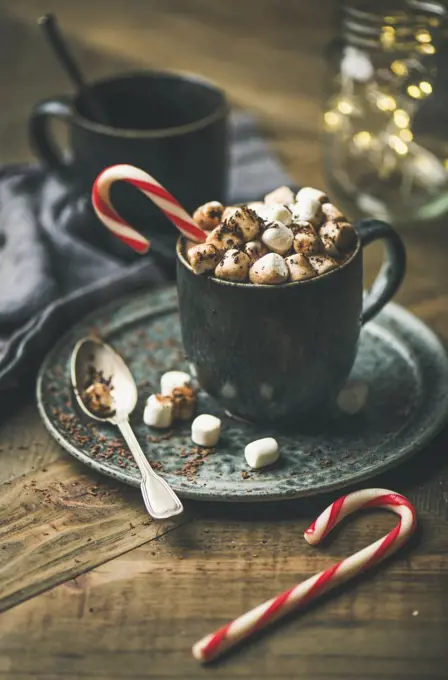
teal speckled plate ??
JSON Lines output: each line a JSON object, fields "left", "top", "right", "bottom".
{"left": 36, "top": 286, "right": 448, "bottom": 501}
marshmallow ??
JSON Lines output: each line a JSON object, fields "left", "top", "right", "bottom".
{"left": 264, "top": 186, "right": 295, "bottom": 205}
{"left": 261, "top": 221, "right": 294, "bottom": 255}
{"left": 160, "top": 370, "right": 191, "bottom": 396}
{"left": 292, "top": 223, "right": 321, "bottom": 255}
{"left": 222, "top": 205, "right": 239, "bottom": 220}
{"left": 214, "top": 248, "right": 251, "bottom": 282}
{"left": 295, "top": 187, "right": 328, "bottom": 204}
{"left": 319, "top": 220, "right": 356, "bottom": 251}
{"left": 244, "top": 240, "right": 269, "bottom": 263}
{"left": 227, "top": 206, "right": 262, "bottom": 241}
{"left": 308, "top": 254, "right": 339, "bottom": 276}
{"left": 248, "top": 203, "right": 270, "bottom": 221}
{"left": 171, "top": 386, "right": 196, "bottom": 420}
{"left": 206, "top": 223, "right": 244, "bottom": 253}
{"left": 321, "top": 203, "right": 345, "bottom": 222}
{"left": 290, "top": 197, "right": 323, "bottom": 228}
{"left": 285, "top": 253, "right": 316, "bottom": 282}
{"left": 249, "top": 252, "right": 289, "bottom": 285}
{"left": 262, "top": 204, "right": 293, "bottom": 226}
{"left": 247, "top": 201, "right": 265, "bottom": 212}
{"left": 191, "top": 413, "right": 221, "bottom": 447}
{"left": 143, "top": 394, "right": 174, "bottom": 429}
{"left": 336, "top": 380, "right": 369, "bottom": 415}
{"left": 244, "top": 437, "right": 279, "bottom": 469}
{"left": 320, "top": 234, "right": 340, "bottom": 258}
{"left": 188, "top": 243, "right": 221, "bottom": 274}
{"left": 192, "top": 201, "right": 224, "bottom": 230}
{"left": 84, "top": 382, "right": 114, "bottom": 414}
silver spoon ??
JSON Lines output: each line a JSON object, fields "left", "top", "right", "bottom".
{"left": 70, "top": 337, "right": 184, "bottom": 520}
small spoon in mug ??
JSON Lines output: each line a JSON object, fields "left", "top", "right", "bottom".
{"left": 70, "top": 337, "right": 183, "bottom": 520}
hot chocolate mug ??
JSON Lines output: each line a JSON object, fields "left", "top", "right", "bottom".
{"left": 93, "top": 164, "right": 406, "bottom": 423}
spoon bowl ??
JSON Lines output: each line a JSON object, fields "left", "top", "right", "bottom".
{"left": 71, "top": 337, "right": 137, "bottom": 423}
{"left": 71, "top": 336, "right": 184, "bottom": 519}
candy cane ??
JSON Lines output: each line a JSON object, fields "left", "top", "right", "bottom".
{"left": 92, "top": 164, "right": 207, "bottom": 253}
{"left": 193, "top": 488, "right": 416, "bottom": 663}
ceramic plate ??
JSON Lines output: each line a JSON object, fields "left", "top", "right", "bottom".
{"left": 36, "top": 286, "right": 448, "bottom": 501}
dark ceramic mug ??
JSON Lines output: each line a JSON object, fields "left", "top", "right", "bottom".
{"left": 29, "top": 71, "right": 228, "bottom": 256}
{"left": 177, "top": 219, "right": 406, "bottom": 423}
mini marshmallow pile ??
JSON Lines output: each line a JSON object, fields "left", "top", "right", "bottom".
{"left": 187, "top": 186, "right": 357, "bottom": 284}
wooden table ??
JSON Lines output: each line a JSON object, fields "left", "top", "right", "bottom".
{"left": 0, "top": 2, "right": 447, "bottom": 678}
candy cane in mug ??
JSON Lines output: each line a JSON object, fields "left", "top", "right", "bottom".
{"left": 92, "top": 164, "right": 207, "bottom": 253}
{"left": 192, "top": 488, "right": 417, "bottom": 663}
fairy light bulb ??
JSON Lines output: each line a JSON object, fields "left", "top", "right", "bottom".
{"left": 391, "top": 60, "right": 408, "bottom": 77}
{"left": 419, "top": 81, "right": 433, "bottom": 95}
{"left": 417, "top": 43, "right": 435, "bottom": 55}
{"left": 381, "top": 26, "right": 396, "bottom": 48}
{"left": 416, "top": 29, "right": 432, "bottom": 43}
{"left": 376, "top": 94, "right": 396, "bottom": 112}
{"left": 389, "top": 136, "right": 408, "bottom": 155}
{"left": 337, "top": 99, "right": 354, "bottom": 115}
{"left": 407, "top": 85, "right": 422, "bottom": 99}
{"left": 399, "top": 129, "right": 413, "bottom": 143}
{"left": 324, "top": 110, "right": 342, "bottom": 130}
{"left": 353, "top": 131, "right": 372, "bottom": 150}
{"left": 393, "top": 109, "right": 410, "bottom": 128}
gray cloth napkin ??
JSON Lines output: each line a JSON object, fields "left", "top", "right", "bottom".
{"left": 0, "top": 111, "right": 292, "bottom": 390}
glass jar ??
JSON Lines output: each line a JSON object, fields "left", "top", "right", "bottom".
{"left": 323, "top": 0, "right": 448, "bottom": 225}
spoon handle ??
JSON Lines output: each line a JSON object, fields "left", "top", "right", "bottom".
{"left": 117, "top": 420, "right": 184, "bottom": 519}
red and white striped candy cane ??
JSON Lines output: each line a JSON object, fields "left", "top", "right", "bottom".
{"left": 92, "top": 164, "right": 207, "bottom": 254}
{"left": 192, "top": 488, "right": 416, "bottom": 663}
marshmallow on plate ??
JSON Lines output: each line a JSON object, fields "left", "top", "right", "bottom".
{"left": 336, "top": 380, "right": 369, "bottom": 415}
{"left": 206, "top": 223, "right": 244, "bottom": 253}
{"left": 262, "top": 203, "right": 293, "bottom": 226}
{"left": 264, "top": 185, "right": 295, "bottom": 205}
{"left": 172, "top": 386, "right": 196, "bottom": 420}
{"left": 143, "top": 394, "right": 174, "bottom": 429}
{"left": 244, "top": 437, "right": 279, "bottom": 469}
{"left": 319, "top": 220, "right": 356, "bottom": 251}
{"left": 160, "top": 370, "right": 191, "bottom": 395}
{"left": 295, "top": 186, "right": 328, "bottom": 204}
{"left": 214, "top": 248, "right": 251, "bottom": 282}
{"left": 292, "top": 223, "right": 321, "bottom": 255}
{"left": 249, "top": 252, "right": 289, "bottom": 285}
{"left": 244, "top": 240, "right": 269, "bottom": 263}
{"left": 192, "top": 201, "right": 224, "bottom": 230}
{"left": 261, "top": 221, "right": 294, "bottom": 255}
{"left": 188, "top": 243, "right": 221, "bottom": 274}
{"left": 321, "top": 202, "right": 345, "bottom": 222}
{"left": 308, "top": 254, "right": 339, "bottom": 276}
{"left": 227, "top": 206, "right": 262, "bottom": 241}
{"left": 285, "top": 253, "right": 316, "bottom": 281}
{"left": 191, "top": 413, "right": 221, "bottom": 447}
{"left": 290, "top": 196, "right": 322, "bottom": 228}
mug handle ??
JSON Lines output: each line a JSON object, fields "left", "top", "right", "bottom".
{"left": 356, "top": 218, "right": 406, "bottom": 325}
{"left": 29, "top": 96, "right": 74, "bottom": 174}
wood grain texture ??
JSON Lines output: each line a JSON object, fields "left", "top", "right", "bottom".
{"left": 0, "top": 509, "right": 447, "bottom": 679}
{"left": 0, "top": 460, "right": 189, "bottom": 613}
{"left": 0, "top": 0, "right": 447, "bottom": 678}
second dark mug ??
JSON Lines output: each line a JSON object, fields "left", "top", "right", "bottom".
{"left": 176, "top": 219, "right": 406, "bottom": 423}
{"left": 29, "top": 71, "right": 228, "bottom": 256}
